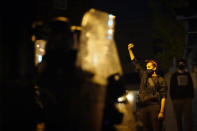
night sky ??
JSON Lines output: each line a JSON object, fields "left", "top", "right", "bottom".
{"left": 93, "top": 0, "right": 155, "bottom": 73}
{"left": 3, "top": 0, "right": 156, "bottom": 74}
{"left": 93, "top": 0, "right": 152, "bottom": 20}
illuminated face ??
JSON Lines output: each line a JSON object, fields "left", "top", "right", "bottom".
{"left": 146, "top": 62, "right": 156, "bottom": 71}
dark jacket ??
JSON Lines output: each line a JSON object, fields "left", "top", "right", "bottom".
{"left": 133, "top": 59, "right": 167, "bottom": 106}
{"left": 170, "top": 71, "right": 194, "bottom": 100}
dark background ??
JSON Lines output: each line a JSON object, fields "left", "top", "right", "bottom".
{"left": 1, "top": 0, "right": 197, "bottom": 130}
{"left": 93, "top": 0, "right": 155, "bottom": 73}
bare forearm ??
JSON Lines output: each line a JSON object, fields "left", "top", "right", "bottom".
{"left": 128, "top": 43, "right": 135, "bottom": 61}
{"left": 160, "top": 98, "right": 165, "bottom": 113}
{"left": 128, "top": 49, "right": 135, "bottom": 61}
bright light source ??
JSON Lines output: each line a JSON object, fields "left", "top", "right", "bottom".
{"left": 126, "top": 93, "right": 134, "bottom": 102}
{"left": 108, "top": 14, "right": 114, "bottom": 19}
{"left": 108, "top": 29, "right": 113, "bottom": 35}
{"left": 34, "top": 40, "right": 47, "bottom": 65}
{"left": 108, "top": 20, "right": 113, "bottom": 27}
{"left": 38, "top": 55, "right": 43, "bottom": 63}
{"left": 117, "top": 96, "right": 126, "bottom": 102}
{"left": 107, "top": 14, "right": 115, "bottom": 40}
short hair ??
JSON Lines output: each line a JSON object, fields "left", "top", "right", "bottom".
{"left": 145, "top": 59, "right": 158, "bottom": 68}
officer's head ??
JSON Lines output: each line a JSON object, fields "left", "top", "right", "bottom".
{"left": 46, "top": 16, "right": 74, "bottom": 52}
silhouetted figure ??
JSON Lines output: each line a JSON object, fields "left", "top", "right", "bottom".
{"left": 102, "top": 73, "right": 124, "bottom": 131}
{"left": 191, "top": 64, "right": 197, "bottom": 131}
{"left": 4, "top": 8, "right": 41, "bottom": 130}
{"left": 128, "top": 43, "right": 168, "bottom": 131}
{"left": 170, "top": 58, "right": 194, "bottom": 131}
{"left": 4, "top": 81, "right": 40, "bottom": 131}
{"left": 36, "top": 17, "right": 77, "bottom": 131}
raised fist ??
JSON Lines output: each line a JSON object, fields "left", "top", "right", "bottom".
{"left": 128, "top": 43, "right": 134, "bottom": 50}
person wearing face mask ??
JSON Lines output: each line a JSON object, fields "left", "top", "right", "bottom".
{"left": 170, "top": 58, "right": 194, "bottom": 131}
{"left": 128, "top": 43, "right": 168, "bottom": 131}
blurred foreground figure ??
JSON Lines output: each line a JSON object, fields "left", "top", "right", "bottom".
{"left": 128, "top": 43, "right": 167, "bottom": 131}
{"left": 102, "top": 73, "right": 124, "bottom": 131}
{"left": 36, "top": 17, "right": 77, "bottom": 131}
{"left": 74, "top": 9, "right": 123, "bottom": 131}
{"left": 170, "top": 58, "right": 194, "bottom": 131}
{"left": 191, "top": 64, "right": 197, "bottom": 131}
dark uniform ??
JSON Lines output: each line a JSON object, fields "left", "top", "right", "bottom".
{"left": 35, "top": 19, "right": 77, "bottom": 130}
